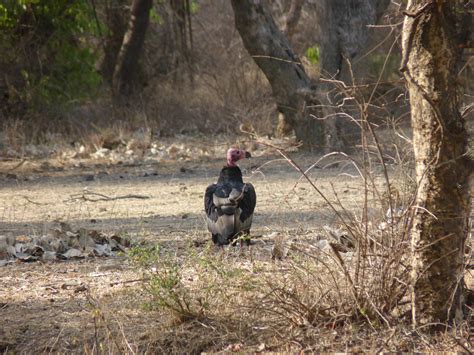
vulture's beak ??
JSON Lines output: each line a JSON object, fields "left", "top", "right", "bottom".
{"left": 245, "top": 151, "right": 252, "bottom": 159}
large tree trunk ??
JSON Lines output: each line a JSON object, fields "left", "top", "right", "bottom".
{"left": 169, "top": 0, "right": 194, "bottom": 83}
{"left": 401, "top": 0, "right": 471, "bottom": 325}
{"left": 316, "top": 0, "right": 390, "bottom": 149}
{"left": 317, "top": 0, "right": 390, "bottom": 78}
{"left": 112, "top": 0, "right": 153, "bottom": 100}
{"left": 100, "top": 0, "right": 129, "bottom": 85}
{"left": 230, "top": 0, "right": 324, "bottom": 150}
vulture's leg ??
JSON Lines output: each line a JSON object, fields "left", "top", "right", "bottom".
{"left": 239, "top": 231, "right": 252, "bottom": 258}
{"left": 212, "top": 234, "right": 225, "bottom": 256}
{"left": 247, "top": 234, "right": 253, "bottom": 262}
{"left": 218, "top": 245, "right": 225, "bottom": 259}
{"left": 238, "top": 233, "right": 248, "bottom": 256}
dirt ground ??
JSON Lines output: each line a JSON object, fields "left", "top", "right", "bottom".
{"left": 0, "top": 143, "right": 472, "bottom": 353}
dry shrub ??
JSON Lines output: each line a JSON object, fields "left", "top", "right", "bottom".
{"left": 126, "top": 177, "right": 470, "bottom": 353}
{"left": 122, "top": 70, "right": 471, "bottom": 352}
{"left": 1, "top": 117, "right": 70, "bottom": 158}
{"left": 144, "top": 75, "right": 275, "bottom": 137}
{"left": 1, "top": 119, "right": 27, "bottom": 154}
{"left": 129, "top": 229, "right": 469, "bottom": 352}
{"left": 84, "top": 294, "right": 138, "bottom": 355}
{"left": 128, "top": 244, "right": 263, "bottom": 352}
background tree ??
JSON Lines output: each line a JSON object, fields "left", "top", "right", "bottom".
{"left": 100, "top": 0, "right": 129, "bottom": 85}
{"left": 230, "top": 0, "right": 324, "bottom": 150}
{"left": 316, "top": 0, "right": 390, "bottom": 81}
{"left": 169, "top": 0, "right": 194, "bottom": 82}
{"left": 315, "top": 0, "right": 390, "bottom": 149}
{"left": 112, "top": 0, "right": 153, "bottom": 101}
{"left": 401, "top": 0, "right": 471, "bottom": 325}
{"left": 231, "top": 0, "right": 392, "bottom": 149}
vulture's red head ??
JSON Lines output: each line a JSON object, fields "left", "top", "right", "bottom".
{"left": 226, "top": 148, "right": 251, "bottom": 167}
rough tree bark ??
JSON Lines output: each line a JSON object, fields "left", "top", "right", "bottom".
{"left": 281, "top": 0, "right": 304, "bottom": 40}
{"left": 401, "top": 0, "right": 471, "bottom": 325}
{"left": 316, "top": 0, "right": 391, "bottom": 149}
{"left": 230, "top": 0, "right": 324, "bottom": 150}
{"left": 317, "top": 0, "right": 390, "bottom": 79}
{"left": 112, "top": 0, "right": 153, "bottom": 100}
{"left": 100, "top": 0, "right": 129, "bottom": 85}
{"left": 169, "top": 0, "right": 194, "bottom": 83}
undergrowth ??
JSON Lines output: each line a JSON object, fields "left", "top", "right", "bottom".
{"left": 124, "top": 243, "right": 471, "bottom": 352}
{"left": 117, "top": 69, "right": 472, "bottom": 353}
{"left": 126, "top": 225, "right": 471, "bottom": 353}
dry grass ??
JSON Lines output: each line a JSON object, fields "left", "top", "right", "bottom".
{"left": 0, "top": 131, "right": 472, "bottom": 353}
{"left": 119, "top": 209, "right": 471, "bottom": 353}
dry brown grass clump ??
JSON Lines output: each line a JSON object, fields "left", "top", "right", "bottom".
{"left": 121, "top": 229, "right": 471, "bottom": 353}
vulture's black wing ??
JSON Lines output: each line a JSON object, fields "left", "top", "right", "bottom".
{"left": 238, "top": 183, "right": 256, "bottom": 228}
{"left": 204, "top": 183, "right": 217, "bottom": 220}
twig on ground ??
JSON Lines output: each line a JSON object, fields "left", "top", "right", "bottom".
{"left": 20, "top": 195, "right": 50, "bottom": 206}
{"left": 64, "top": 190, "right": 151, "bottom": 203}
{"left": 47, "top": 325, "right": 65, "bottom": 354}
{"left": 7, "top": 159, "right": 27, "bottom": 171}
{"left": 109, "top": 278, "right": 149, "bottom": 286}
{"left": 448, "top": 333, "right": 473, "bottom": 355}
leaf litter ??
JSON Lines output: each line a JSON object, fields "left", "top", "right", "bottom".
{"left": 0, "top": 222, "right": 131, "bottom": 266}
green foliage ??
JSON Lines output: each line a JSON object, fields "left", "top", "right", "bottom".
{"left": 0, "top": 0, "right": 102, "bottom": 108}
{"left": 0, "top": 5, "right": 9, "bottom": 26}
{"left": 305, "top": 45, "right": 320, "bottom": 65}
{"left": 149, "top": 7, "right": 163, "bottom": 25}
{"left": 130, "top": 244, "right": 199, "bottom": 321}
{"left": 190, "top": 0, "right": 199, "bottom": 14}
{"left": 146, "top": 257, "right": 196, "bottom": 319}
{"left": 129, "top": 243, "right": 261, "bottom": 323}
{"left": 129, "top": 245, "right": 162, "bottom": 267}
